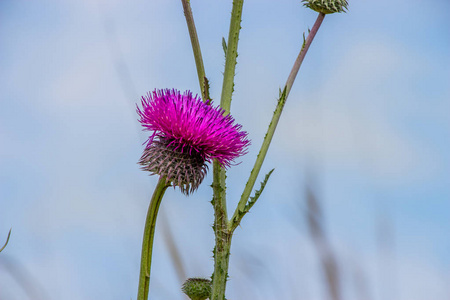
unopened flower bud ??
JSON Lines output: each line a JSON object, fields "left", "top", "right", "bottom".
{"left": 302, "top": 0, "right": 349, "bottom": 14}
{"left": 182, "top": 278, "right": 212, "bottom": 300}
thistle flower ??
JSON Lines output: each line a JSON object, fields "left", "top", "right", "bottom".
{"left": 302, "top": 0, "right": 348, "bottom": 14}
{"left": 138, "top": 89, "right": 250, "bottom": 194}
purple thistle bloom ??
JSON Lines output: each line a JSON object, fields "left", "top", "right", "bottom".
{"left": 138, "top": 89, "right": 250, "bottom": 194}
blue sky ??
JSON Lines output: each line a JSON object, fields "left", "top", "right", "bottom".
{"left": 1, "top": 0, "right": 449, "bottom": 299}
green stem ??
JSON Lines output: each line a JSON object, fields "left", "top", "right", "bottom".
{"left": 211, "top": 161, "right": 229, "bottom": 300}
{"left": 211, "top": 1, "right": 244, "bottom": 299}
{"left": 212, "top": 233, "right": 232, "bottom": 300}
{"left": 219, "top": 0, "right": 244, "bottom": 112}
{"left": 181, "top": 0, "right": 208, "bottom": 101}
{"left": 231, "top": 13, "right": 326, "bottom": 230}
{"left": 137, "top": 176, "right": 170, "bottom": 300}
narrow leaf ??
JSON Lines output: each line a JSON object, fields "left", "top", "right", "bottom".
{"left": 244, "top": 168, "right": 275, "bottom": 214}
{"left": 203, "top": 76, "right": 212, "bottom": 101}
{"left": 222, "top": 37, "right": 227, "bottom": 57}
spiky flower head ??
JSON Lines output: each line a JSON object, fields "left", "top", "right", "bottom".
{"left": 181, "top": 278, "right": 212, "bottom": 300}
{"left": 138, "top": 89, "right": 250, "bottom": 195}
{"left": 302, "top": 0, "right": 348, "bottom": 14}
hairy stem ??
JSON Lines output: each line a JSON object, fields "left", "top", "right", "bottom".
{"left": 137, "top": 176, "right": 170, "bottom": 300}
{"left": 181, "top": 0, "right": 208, "bottom": 101}
{"left": 231, "top": 12, "right": 326, "bottom": 230}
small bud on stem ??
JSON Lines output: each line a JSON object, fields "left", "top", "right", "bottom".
{"left": 302, "top": 0, "right": 348, "bottom": 14}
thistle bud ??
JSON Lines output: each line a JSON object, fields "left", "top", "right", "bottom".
{"left": 181, "top": 278, "right": 212, "bottom": 300}
{"left": 302, "top": 0, "right": 348, "bottom": 14}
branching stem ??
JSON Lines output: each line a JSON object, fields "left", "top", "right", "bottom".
{"left": 180, "top": 1, "right": 326, "bottom": 298}
{"left": 211, "top": 1, "right": 244, "bottom": 299}
{"left": 231, "top": 12, "right": 326, "bottom": 230}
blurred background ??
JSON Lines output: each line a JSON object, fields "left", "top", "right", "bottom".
{"left": 1, "top": 0, "right": 449, "bottom": 299}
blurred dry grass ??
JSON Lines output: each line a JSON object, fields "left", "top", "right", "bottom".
{"left": 0, "top": 174, "right": 446, "bottom": 300}
{"left": 160, "top": 210, "right": 187, "bottom": 285}
{"left": 0, "top": 255, "right": 50, "bottom": 300}
{"left": 304, "top": 175, "right": 342, "bottom": 300}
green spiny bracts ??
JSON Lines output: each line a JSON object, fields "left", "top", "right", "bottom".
{"left": 302, "top": 0, "right": 348, "bottom": 14}
{"left": 182, "top": 278, "right": 212, "bottom": 300}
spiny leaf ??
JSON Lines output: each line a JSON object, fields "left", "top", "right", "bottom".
{"left": 203, "top": 77, "right": 211, "bottom": 101}
{"left": 301, "top": 28, "right": 311, "bottom": 51}
{"left": 244, "top": 169, "right": 275, "bottom": 213}
{"left": 277, "top": 86, "right": 287, "bottom": 108}
{"left": 302, "top": 32, "right": 306, "bottom": 49}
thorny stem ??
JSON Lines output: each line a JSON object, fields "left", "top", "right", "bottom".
{"left": 219, "top": 0, "right": 244, "bottom": 113}
{"left": 137, "top": 176, "right": 170, "bottom": 300}
{"left": 181, "top": 0, "right": 208, "bottom": 101}
{"left": 180, "top": 1, "right": 326, "bottom": 299}
{"left": 231, "top": 12, "right": 326, "bottom": 230}
{"left": 211, "top": 1, "right": 244, "bottom": 299}
{"left": 179, "top": 0, "right": 241, "bottom": 298}
{"left": 211, "top": 161, "right": 230, "bottom": 300}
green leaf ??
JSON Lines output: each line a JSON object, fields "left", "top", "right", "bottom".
{"left": 244, "top": 169, "right": 274, "bottom": 214}
{"left": 301, "top": 29, "right": 311, "bottom": 51}
{"left": 203, "top": 77, "right": 212, "bottom": 101}
{"left": 222, "top": 37, "right": 227, "bottom": 57}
